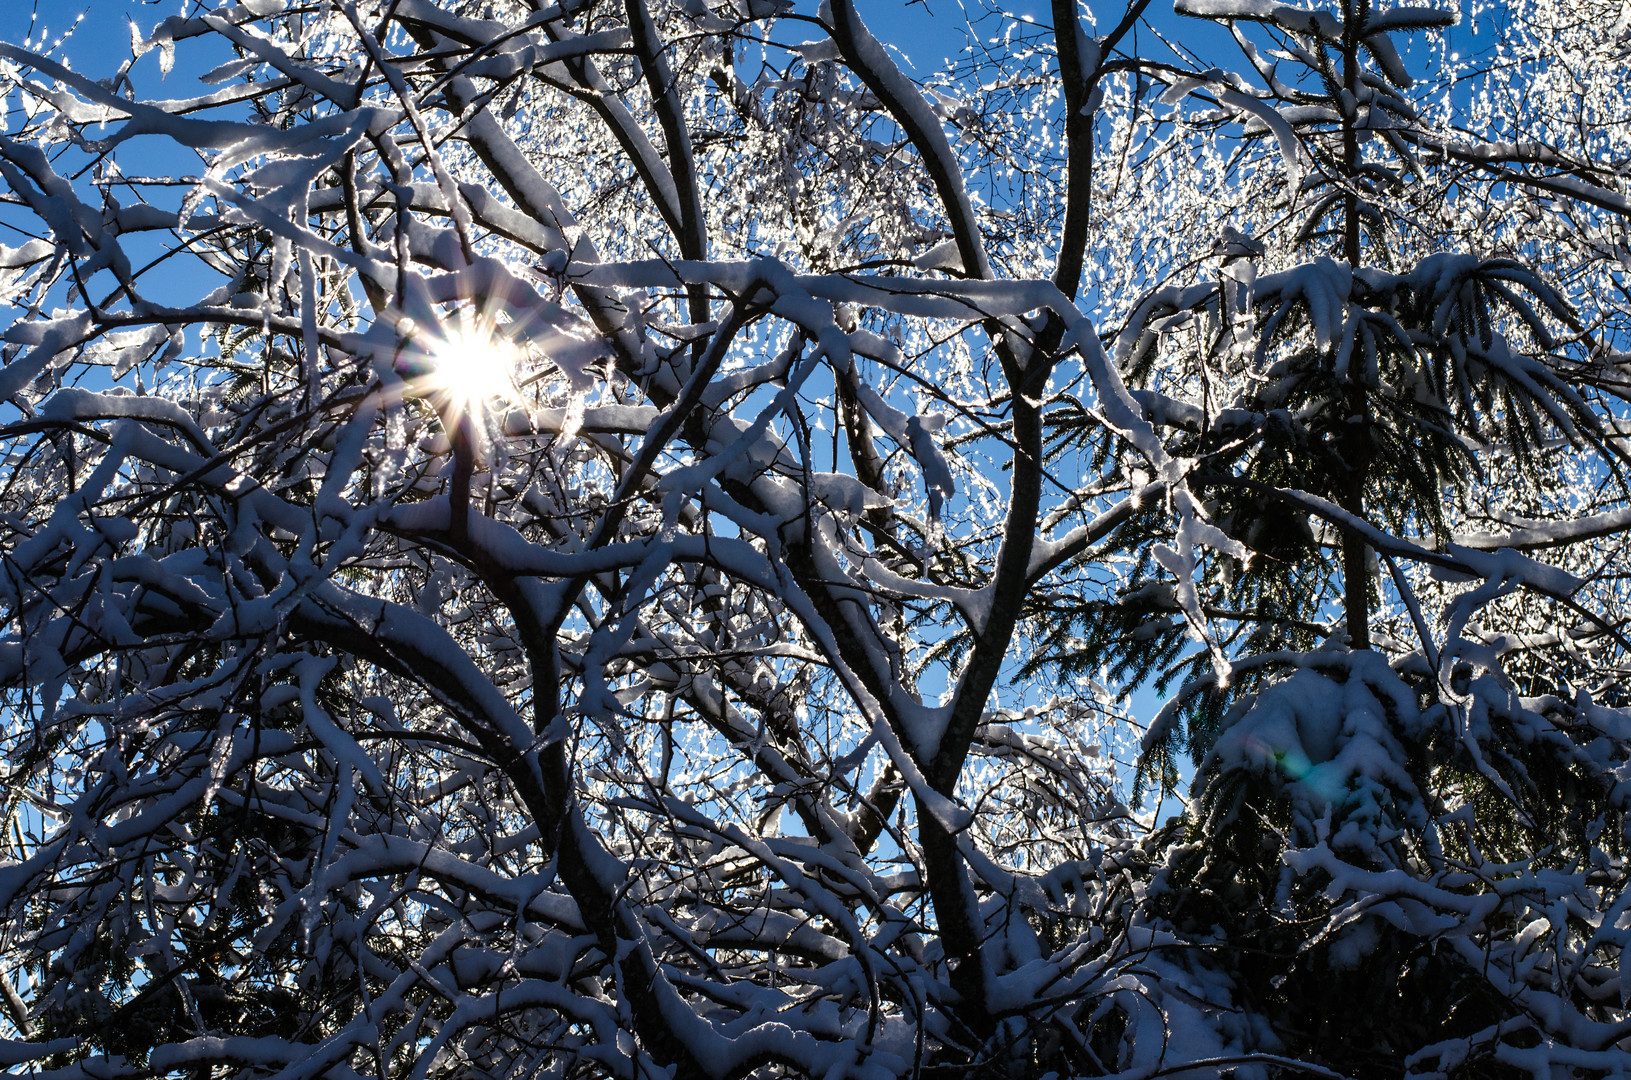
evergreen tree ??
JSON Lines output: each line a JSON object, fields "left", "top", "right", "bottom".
{"left": 1021, "top": 3, "right": 1631, "bottom": 1072}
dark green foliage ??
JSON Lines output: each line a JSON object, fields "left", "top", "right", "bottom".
{"left": 1138, "top": 652, "right": 1631, "bottom": 1077}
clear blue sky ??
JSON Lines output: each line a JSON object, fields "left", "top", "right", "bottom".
{"left": 0, "top": 0, "right": 1478, "bottom": 79}
{"left": 0, "top": 0, "right": 164, "bottom": 61}
{"left": 1, "top": 1, "right": 1187, "bottom": 78}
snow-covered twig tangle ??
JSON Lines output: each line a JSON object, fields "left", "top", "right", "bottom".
{"left": 0, "top": 0, "right": 1627, "bottom": 1077}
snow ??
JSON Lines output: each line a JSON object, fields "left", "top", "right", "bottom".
{"left": 0, "top": 1, "right": 1625, "bottom": 1077}
{"left": 1176, "top": 0, "right": 1343, "bottom": 41}
{"left": 852, "top": 382, "right": 955, "bottom": 517}
{"left": 820, "top": 0, "right": 992, "bottom": 280}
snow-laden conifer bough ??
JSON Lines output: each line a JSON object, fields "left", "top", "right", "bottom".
{"left": 0, "top": 0, "right": 1628, "bottom": 1076}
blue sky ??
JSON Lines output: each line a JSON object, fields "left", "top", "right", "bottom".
{"left": 0, "top": 0, "right": 1196, "bottom": 814}
{"left": 1, "top": 0, "right": 1194, "bottom": 77}
{"left": 0, "top": 0, "right": 158, "bottom": 62}
{"left": 0, "top": 0, "right": 1483, "bottom": 75}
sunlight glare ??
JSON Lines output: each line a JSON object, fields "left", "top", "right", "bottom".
{"left": 427, "top": 323, "right": 521, "bottom": 418}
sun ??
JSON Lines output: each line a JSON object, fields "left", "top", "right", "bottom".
{"left": 422, "top": 321, "right": 521, "bottom": 419}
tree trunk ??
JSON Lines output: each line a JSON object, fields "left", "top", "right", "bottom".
{"left": 1340, "top": 0, "right": 1371, "bottom": 650}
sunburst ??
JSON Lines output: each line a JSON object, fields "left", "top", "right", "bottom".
{"left": 421, "top": 319, "right": 522, "bottom": 420}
